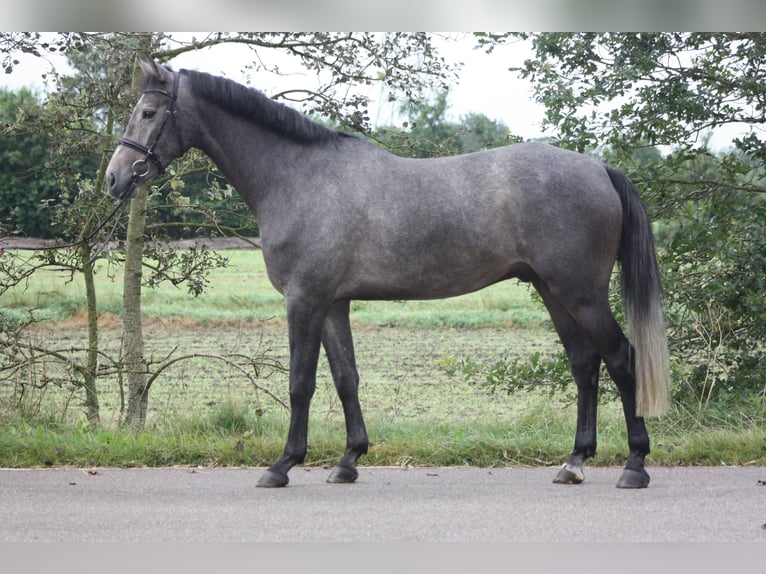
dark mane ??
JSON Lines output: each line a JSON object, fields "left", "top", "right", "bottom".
{"left": 181, "top": 69, "right": 348, "bottom": 145}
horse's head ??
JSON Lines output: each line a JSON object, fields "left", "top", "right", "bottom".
{"left": 106, "top": 59, "right": 185, "bottom": 200}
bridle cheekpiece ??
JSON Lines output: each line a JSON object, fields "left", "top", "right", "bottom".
{"left": 116, "top": 69, "right": 180, "bottom": 192}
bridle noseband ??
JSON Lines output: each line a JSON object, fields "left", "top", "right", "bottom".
{"left": 117, "top": 69, "right": 180, "bottom": 190}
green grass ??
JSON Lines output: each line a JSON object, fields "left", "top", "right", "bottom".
{"left": 3, "top": 399, "right": 763, "bottom": 469}
{"left": 1, "top": 248, "right": 765, "bottom": 468}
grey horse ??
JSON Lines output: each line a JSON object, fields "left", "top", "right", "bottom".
{"left": 106, "top": 59, "right": 670, "bottom": 489}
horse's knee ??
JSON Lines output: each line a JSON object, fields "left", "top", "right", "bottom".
{"left": 289, "top": 382, "right": 315, "bottom": 408}
{"left": 601, "top": 341, "right": 635, "bottom": 390}
{"left": 334, "top": 373, "right": 360, "bottom": 402}
{"left": 571, "top": 358, "right": 600, "bottom": 388}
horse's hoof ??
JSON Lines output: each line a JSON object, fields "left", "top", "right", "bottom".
{"left": 553, "top": 463, "right": 584, "bottom": 485}
{"left": 257, "top": 469, "right": 289, "bottom": 488}
{"left": 616, "top": 468, "right": 650, "bottom": 489}
{"left": 327, "top": 464, "right": 358, "bottom": 484}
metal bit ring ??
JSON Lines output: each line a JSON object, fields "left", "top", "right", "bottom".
{"left": 131, "top": 158, "right": 151, "bottom": 178}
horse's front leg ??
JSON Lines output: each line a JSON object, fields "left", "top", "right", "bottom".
{"left": 322, "top": 300, "right": 368, "bottom": 483}
{"left": 257, "top": 297, "right": 328, "bottom": 488}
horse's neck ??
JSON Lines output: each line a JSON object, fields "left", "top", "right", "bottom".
{"left": 192, "top": 107, "right": 305, "bottom": 205}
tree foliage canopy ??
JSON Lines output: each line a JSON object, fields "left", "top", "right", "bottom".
{"left": 492, "top": 33, "right": 765, "bottom": 162}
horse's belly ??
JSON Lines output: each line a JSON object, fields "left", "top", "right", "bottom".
{"left": 338, "top": 252, "right": 524, "bottom": 301}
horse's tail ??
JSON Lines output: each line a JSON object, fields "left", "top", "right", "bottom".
{"left": 606, "top": 166, "right": 671, "bottom": 418}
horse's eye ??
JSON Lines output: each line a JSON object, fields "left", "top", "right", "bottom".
{"left": 142, "top": 109, "right": 156, "bottom": 119}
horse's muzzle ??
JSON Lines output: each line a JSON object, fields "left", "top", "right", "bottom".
{"left": 105, "top": 169, "right": 139, "bottom": 200}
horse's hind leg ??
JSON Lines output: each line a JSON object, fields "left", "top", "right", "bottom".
{"left": 322, "top": 300, "right": 369, "bottom": 483}
{"left": 534, "top": 280, "right": 601, "bottom": 485}
{"left": 559, "top": 295, "right": 652, "bottom": 489}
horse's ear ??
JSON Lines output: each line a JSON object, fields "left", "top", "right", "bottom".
{"left": 130, "top": 58, "right": 165, "bottom": 88}
{"left": 130, "top": 57, "right": 152, "bottom": 91}
{"left": 139, "top": 58, "right": 163, "bottom": 81}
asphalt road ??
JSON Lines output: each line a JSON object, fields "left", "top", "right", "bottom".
{"left": 1, "top": 465, "right": 764, "bottom": 542}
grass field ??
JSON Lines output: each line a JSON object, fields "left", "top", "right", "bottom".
{"left": 1, "top": 249, "right": 764, "bottom": 468}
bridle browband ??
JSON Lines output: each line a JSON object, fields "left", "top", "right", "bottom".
{"left": 116, "top": 69, "right": 181, "bottom": 194}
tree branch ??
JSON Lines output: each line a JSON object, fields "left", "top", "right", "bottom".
{"left": 144, "top": 352, "right": 288, "bottom": 410}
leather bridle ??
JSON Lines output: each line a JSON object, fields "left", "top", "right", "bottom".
{"left": 116, "top": 69, "right": 181, "bottom": 196}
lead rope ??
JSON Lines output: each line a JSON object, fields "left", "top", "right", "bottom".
{"left": 83, "top": 199, "right": 128, "bottom": 265}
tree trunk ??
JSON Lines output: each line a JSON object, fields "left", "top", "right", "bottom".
{"left": 78, "top": 103, "right": 116, "bottom": 428}
{"left": 121, "top": 43, "right": 159, "bottom": 432}
{"left": 80, "top": 241, "right": 100, "bottom": 426}
{"left": 122, "top": 185, "right": 149, "bottom": 431}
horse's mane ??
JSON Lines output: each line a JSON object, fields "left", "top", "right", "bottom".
{"left": 176, "top": 69, "right": 352, "bottom": 145}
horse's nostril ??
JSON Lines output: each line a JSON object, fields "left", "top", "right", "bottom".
{"left": 108, "top": 173, "right": 116, "bottom": 189}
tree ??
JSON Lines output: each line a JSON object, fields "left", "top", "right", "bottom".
{"left": 478, "top": 32, "right": 766, "bottom": 407}
{"left": 1, "top": 34, "right": 144, "bottom": 426}
{"left": 0, "top": 33, "right": 218, "bottom": 427}
{"left": 156, "top": 32, "right": 456, "bottom": 134}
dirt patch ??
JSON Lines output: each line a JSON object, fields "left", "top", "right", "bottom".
{"left": 57, "top": 310, "right": 124, "bottom": 329}
{"left": 51, "top": 311, "right": 286, "bottom": 333}
{"left": 151, "top": 237, "right": 261, "bottom": 250}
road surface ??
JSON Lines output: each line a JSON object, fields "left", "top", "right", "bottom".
{"left": 1, "top": 465, "right": 764, "bottom": 542}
